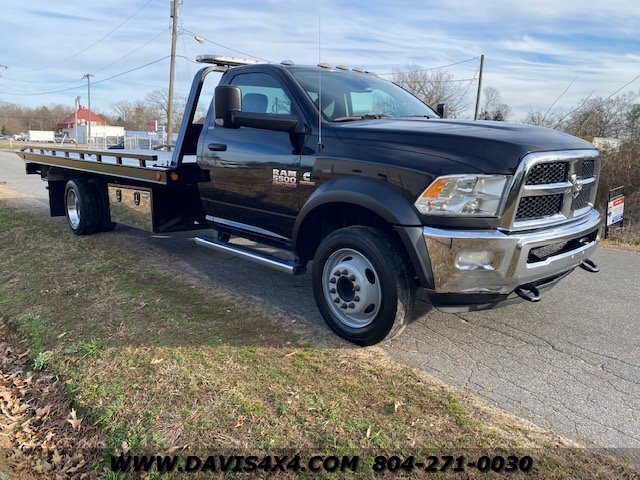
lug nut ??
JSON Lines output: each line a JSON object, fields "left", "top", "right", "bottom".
{"left": 334, "top": 271, "right": 341, "bottom": 277}
{"left": 348, "top": 303, "right": 355, "bottom": 309}
{"left": 334, "top": 298, "right": 341, "bottom": 303}
{"left": 329, "top": 278, "right": 336, "bottom": 284}
{"left": 354, "top": 286, "right": 361, "bottom": 291}
{"left": 342, "top": 269, "right": 348, "bottom": 275}
{"left": 354, "top": 296, "right": 360, "bottom": 302}
{"left": 349, "top": 275, "right": 356, "bottom": 281}
{"left": 340, "top": 303, "right": 348, "bottom": 309}
{"left": 330, "top": 288, "right": 336, "bottom": 294}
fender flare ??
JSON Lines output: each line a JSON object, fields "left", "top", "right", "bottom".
{"left": 293, "top": 177, "right": 434, "bottom": 287}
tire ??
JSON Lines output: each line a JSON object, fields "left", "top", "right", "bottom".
{"left": 64, "top": 180, "right": 101, "bottom": 235}
{"left": 88, "top": 179, "right": 116, "bottom": 232}
{"left": 312, "top": 226, "right": 415, "bottom": 346}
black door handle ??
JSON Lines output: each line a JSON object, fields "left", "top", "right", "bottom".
{"left": 208, "top": 143, "right": 227, "bottom": 152}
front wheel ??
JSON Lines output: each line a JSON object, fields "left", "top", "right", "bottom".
{"left": 312, "top": 226, "right": 415, "bottom": 346}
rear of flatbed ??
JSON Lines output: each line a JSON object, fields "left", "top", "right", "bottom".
{"left": 19, "top": 145, "right": 207, "bottom": 235}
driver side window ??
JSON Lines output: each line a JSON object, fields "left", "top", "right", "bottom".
{"left": 230, "top": 72, "right": 292, "bottom": 115}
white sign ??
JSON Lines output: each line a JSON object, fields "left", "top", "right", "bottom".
{"left": 607, "top": 196, "right": 624, "bottom": 226}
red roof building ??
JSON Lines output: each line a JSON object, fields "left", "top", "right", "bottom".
{"left": 57, "top": 107, "right": 109, "bottom": 129}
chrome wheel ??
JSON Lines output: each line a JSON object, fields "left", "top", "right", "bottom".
{"left": 322, "top": 248, "right": 382, "bottom": 329}
{"left": 66, "top": 188, "right": 80, "bottom": 229}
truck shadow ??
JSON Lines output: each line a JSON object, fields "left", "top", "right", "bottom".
{"left": 116, "top": 224, "right": 436, "bottom": 350}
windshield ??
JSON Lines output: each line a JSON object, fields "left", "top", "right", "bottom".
{"left": 291, "top": 69, "right": 438, "bottom": 122}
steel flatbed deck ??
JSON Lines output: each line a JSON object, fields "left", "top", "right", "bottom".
{"left": 19, "top": 146, "right": 172, "bottom": 185}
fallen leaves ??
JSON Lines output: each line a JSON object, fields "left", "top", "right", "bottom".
{"left": 0, "top": 320, "right": 104, "bottom": 479}
{"left": 66, "top": 409, "right": 82, "bottom": 430}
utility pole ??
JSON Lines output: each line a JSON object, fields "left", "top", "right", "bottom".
{"left": 167, "top": 0, "right": 179, "bottom": 146}
{"left": 83, "top": 73, "right": 94, "bottom": 143}
{"left": 474, "top": 54, "right": 485, "bottom": 121}
{"left": 74, "top": 96, "right": 81, "bottom": 142}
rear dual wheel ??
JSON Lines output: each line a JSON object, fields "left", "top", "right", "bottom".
{"left": 64, "top": 179, "right": 115, "bottom": 235}
{"left": 312, "top": 226, "right": 415, "bottom": 346}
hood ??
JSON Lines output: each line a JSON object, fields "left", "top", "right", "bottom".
{"left": 331, "top": 118, "right": 595, "bottom": 173}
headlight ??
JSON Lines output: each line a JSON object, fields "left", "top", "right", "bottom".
{"left": 414, "top": 174, "right": 509, "bottom": 216}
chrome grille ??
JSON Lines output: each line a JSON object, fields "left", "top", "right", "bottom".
{"left": 501, "top": 150, "right": 600, "bottom": 231}
{"left": 526, "top": 162, "right": 568, "bottom": 185}
{"left": 516, "top": 194, "right": 563, "bottom": 219}
{"left": 572, "top": 184, "right": 593, "bottom": 210}
{"left": 580, "top": 159, "right": 595, "bottom": 178}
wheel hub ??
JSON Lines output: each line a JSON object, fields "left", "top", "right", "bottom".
{"left": 66, "top": 188, "right": 80, "bottom": 229}
{"left": 322, "top": 249, "right": 381, "bottom": 328}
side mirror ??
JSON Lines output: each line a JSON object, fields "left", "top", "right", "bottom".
{"left": 214, "top": 84, "right": 300, "bottom": 133}
{"left": 437, "top": 103, "right": 447, "bottom": 119}
{"left": 215, "top": 85, "right": 242, "bottom": 128}
{"left": 231, "top": 112, "right": 300, "bottom": 133}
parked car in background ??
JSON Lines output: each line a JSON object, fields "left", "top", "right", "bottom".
{"left": 55, "top": 132, "right": 77, "bottom": 144}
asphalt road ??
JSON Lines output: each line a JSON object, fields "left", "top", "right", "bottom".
{"left": 1, "top": 150, "right": 639, "bottom": 453}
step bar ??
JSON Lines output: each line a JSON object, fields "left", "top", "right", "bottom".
{"left": 195, "top": 235, "right": 306, "bottom": 275}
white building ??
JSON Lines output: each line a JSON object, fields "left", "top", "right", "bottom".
{"left": 57, "top": 107, "right": 124, "bottom": 145}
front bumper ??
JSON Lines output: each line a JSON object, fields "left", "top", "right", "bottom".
{"left": 423, "top": 209, "right": 601, "bottom": 309}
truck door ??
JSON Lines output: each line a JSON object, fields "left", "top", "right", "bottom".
{"left": 199, "top": 71, "right": 300, "bottom": 239}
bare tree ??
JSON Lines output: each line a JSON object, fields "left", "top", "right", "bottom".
{"left": 563, "top": 93, "right": 635, "bottom": 139}
{"left": 392, "top": 65, "right": 470, "bottom": 118}
{"left": 478, "top": 87, "right": 510, "bottom": 121}
{"left": 0, "top": 101, "right": 95, "bottom": 134}
{"left": 523, "top": 110, "right": 562, "bottom": 128}
{"left": 144, "top": 89, "right": 185, "bottom": 132}
{"left": 111, "top": 100, "right": 159, "bottom": 131}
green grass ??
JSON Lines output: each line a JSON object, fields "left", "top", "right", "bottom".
{"left": 0, "top": 195, "right": 638, "bottom": 479}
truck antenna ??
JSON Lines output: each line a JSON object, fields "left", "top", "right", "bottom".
{"left": 317, "top": 16, "right": 323, "bottom": 153}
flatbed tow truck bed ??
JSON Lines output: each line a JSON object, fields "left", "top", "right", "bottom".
{"left": 19, "top": 144, "right": 206, "bottom": 234}
{"left": 20, "top": 146, "right": 174, "bottom": 184}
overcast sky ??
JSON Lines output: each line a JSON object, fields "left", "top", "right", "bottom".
{"left": 1, "top": 0, "right": 639, "bottom": 121}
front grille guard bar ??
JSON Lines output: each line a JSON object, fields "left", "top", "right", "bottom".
{"left": 499, "top": 149, "right": 600, "bottom": 232}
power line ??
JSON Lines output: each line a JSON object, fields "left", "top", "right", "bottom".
{"left": 0, "top": 27, "right": 170, "bottom": 94}
{"left": 14, "top": 0, "right": 154, "bottom": 73}
{"left": 92, "top": 56, "right": 170, "bottom": 86}
{"left": 542, "top": 78, "right": 575, "bottom": 122}
{"left": 92, "top": 27, "right": 171, "bottom": 75}
{"left": 0, "top": 81, "right": 86, "bottom": 96}
{"left": 0, "top": 56, "right": 170, "bottom": 96}
{"left": 431, "top": 77, "right": 477, "bottom": 83}
{"left": 460, "top": 66, "right": 479, "bottom": 99}
{"left": 377, "top": 57, "right": 479, "bottom": 76}
{"left": 572, "top": 73, "right": 640, "bottom": 132}
{"left": 181, "top": 28, "right": 270, "bottom": 62}
{"left": 554, "top": 73, "right": 640, "bottom": 129}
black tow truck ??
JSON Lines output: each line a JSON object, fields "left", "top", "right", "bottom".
{"left": 20, "top": 55, "right": 602, "bottom": 345}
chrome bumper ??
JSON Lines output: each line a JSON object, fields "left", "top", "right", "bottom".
{"left": 423, "top": 209, "right": 601, "bottom": 295}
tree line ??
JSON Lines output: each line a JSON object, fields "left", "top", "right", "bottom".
{"left": 0, "top": 89, "right": 185, "bottom": 135}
